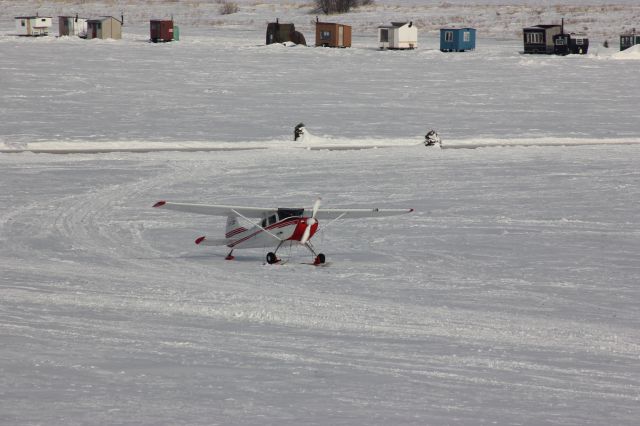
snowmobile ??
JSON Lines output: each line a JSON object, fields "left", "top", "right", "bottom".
{"left": 424, "top": 130, "right": 441, "bottom": 147}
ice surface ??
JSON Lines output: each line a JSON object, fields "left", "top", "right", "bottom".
{"left": 1, "top": 145, "right": 639, "bottom": 425}
{"left": 1, "top": 2, "right": 640, "bottom": 425}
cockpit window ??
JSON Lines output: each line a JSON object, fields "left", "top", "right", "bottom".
{"left": 277, "top": 208, "right": 304, "bottom": 220}
{"left": 268, "top": 214, "right": 277, "bottom": 226}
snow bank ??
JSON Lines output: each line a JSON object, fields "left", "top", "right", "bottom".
{"left": 611, "top": 44, "right": 640, "bottom": 60}
{"left": 3, "top": 137, "right": 640, "bottom": 154}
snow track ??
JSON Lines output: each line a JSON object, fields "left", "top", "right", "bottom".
{"left": 2, "top": 146, "right": 639, "bottom": 425}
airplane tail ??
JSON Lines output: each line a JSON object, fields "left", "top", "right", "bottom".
{"left": 225, "top": 214, "right": 247, "bottom": 239}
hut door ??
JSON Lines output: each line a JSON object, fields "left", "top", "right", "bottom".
{"left": 338, "top": 26, "right": 344, "bottom": 46}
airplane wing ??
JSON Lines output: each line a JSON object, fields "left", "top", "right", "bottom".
{"left": 312, "top": 208, "right": 414, "bottom": 220}
{"left": 153, "top": 201, "right": 413, "bottom": 219}
{"left": 153, "top": 201, "right": 273, "bottom": 218}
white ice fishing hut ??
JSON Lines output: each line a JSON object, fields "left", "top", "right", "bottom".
{"left": 59, "top": 15, "right": 88, "bottom": 37}
{"left": 15, "top": 16, "right": 52, "bottom": 36}
{"left": 378, "top": 22, "right": 417, "bottom": 50}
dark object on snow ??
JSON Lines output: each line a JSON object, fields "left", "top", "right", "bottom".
{"left": 294, "top": 123, "right": 306, "bottom": 141}
{"left": 424, "top": 130, "right": 441, "bottom": 147}
{"left": 554, "top": 19, "right": 588, "bottom": 55}
{"left": 266, "top": 19, "right": 306, "bottom": 45}
{"left": 554, "top": 33, "right": 589, "bottom": 55}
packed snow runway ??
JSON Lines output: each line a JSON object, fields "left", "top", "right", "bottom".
{"left": 1, "top": 145, "right": 639, "bottom": 425}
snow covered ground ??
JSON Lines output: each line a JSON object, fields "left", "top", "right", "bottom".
{"left": 1, "top": 145, "right": 639, "bottom": 425}
{"left": 1, "top": 1, "right": 640, "bottom": 425}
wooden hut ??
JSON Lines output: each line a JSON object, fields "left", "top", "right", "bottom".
{"left": 440, "top": 28, "right": 476, "bottom": 52}
{"left": 59, "top": 15, "right": 88, "bottom": 37}
{"left": 378, "top": 22, "right": 417, "bottom": 50}
{"left": 523, "top": 24, "right": 561, "bottom": 54}
{"left": 620, "top": 30, "right": 640, "bottom": 51}
{"left": 86, "top": 16, "right": 122, "bottom": 40}
{"left": 14, "top": 16, "right": 52, "bottom": 36}
{"left": 150, "top": 19, "right": 177, "bottom": 42}
{"left": 265, "top": 20, "right": 306, "bottom": 45}
{"left": 315, "top": 20, "right": 351, "bottom": 48}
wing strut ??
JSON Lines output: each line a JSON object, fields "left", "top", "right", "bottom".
{"left": 230, "top": 209, "right": 283, "bottom": 242}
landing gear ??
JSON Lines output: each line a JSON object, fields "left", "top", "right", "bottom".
{"left": 264, "top": 241, "right": 326, "bottom": 265}
{"left": 305, "top": 242, "right": 325, "bottom": 265}
{"left": 225, "top": 249, "right": 235, "bottom": 260}
{"left": 266, "top": 252, "right": 279, "bottom": 264}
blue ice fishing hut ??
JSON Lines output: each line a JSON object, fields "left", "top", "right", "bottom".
{"left": 440, "top": 27, "right": 476, "bottom": 52}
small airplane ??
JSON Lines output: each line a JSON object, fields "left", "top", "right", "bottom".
{"left": 153, "top": 198, "right": 413, "bottom": 265}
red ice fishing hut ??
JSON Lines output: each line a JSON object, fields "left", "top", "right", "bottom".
{"left": 150, "top": 19, "right": 177, "bottom": 42}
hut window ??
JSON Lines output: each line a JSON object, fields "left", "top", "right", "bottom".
{"left": 526, "top": 32, "right": 543, "bottom": 44}
{"left": 445, "top": 31, "right": 453, "bottom": 42}
{"left": 463, "top": 31, "right": 470, "bottom": 42}
{"left": 21, "top": 20, "right": 26, "bottom": 26}
{"left": 380, "top": 29, "right": 388, "bottom": 42}
{"left": 321, "top": 30, "right": 331, "bottom": 40}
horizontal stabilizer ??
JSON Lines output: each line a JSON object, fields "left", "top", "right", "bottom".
{"left": 194, "top": 236, "right": 228, "bottom": 246}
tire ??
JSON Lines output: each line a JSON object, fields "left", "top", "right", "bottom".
{"left": 266, "top": 252, "right": 277, "bottom": 264}
{"left": 316, "top": 253, "right": 326, "bottom": 264}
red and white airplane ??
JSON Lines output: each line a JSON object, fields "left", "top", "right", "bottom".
{"left": 153, "top": 198, "right": 413, "bottom": 264}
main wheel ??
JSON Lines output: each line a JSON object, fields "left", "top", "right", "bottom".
{"left": 266, "top": 252, "right": 278, "bottom": 264}
{"left": 314, "top": 253, "right": 326, "bottom": 265}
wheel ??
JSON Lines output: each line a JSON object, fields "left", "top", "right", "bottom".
{"left": 266, "top": 252, "right": 278, "bottom": 264}
{"left": 315, "top": 253, "right": 326, "bottom": 265}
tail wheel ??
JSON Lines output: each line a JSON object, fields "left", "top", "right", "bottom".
{"left": 314, "top": 253, "right": 326, "bottom": 265}
{"left": 266, "top": 252, "right": 278, "bottom": 264}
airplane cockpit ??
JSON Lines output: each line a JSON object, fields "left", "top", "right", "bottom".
{"left": 261, "top": 208, "right": 304, "bottom": 228}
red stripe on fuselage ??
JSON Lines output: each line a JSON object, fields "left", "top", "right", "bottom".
{"left": 228, "top": 217, "right": 301, "bottom": 248}
{"left": 225, "top": 227, "right": 247, "bottom": 238}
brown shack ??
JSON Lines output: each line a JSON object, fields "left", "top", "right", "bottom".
{"left": 150, "top": 19, "right": 174, "bottom": 42}
{"left": 266, "top": 20, "right": 306, "bottom": 45}
{"left": 315, "top": 21, "right": 351, "bottom": 47}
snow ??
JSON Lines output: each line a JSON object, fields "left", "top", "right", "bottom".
{"left": 1, "top": 1, "right": 640, "bottom": 425}
{"left": 612, "top": 43, "right": 640, "bottom": 60}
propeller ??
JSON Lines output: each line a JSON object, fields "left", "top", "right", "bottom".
{"left": 300, "top": 197, "right": 321, "bottom": 244}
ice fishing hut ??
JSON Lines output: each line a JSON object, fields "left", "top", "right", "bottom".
{"left": 150, "top": 19, "right": 179, "bottom": 42}
{"left": 553, "top": 33, "right": 589, "bottom": 55}
{"left": 315, "top": 19, "right": 351, "bottom": 48}
{"left": 550, "top": 18, "right": 588, "bottom": 55}
{"left": 378, "top": 22, "right": 417, "bottom": 50}
{"left": 440, "top": 27, "right": 476, "bottom": 52}
{"left": 523, "top": 24, "right": 562, "bottom": 54}
{"left": 58, "top": 15, "right": 88, "bottom": 37}
{"left": 14, "top": 16, "right": 52, "bottom": 36}
{"left": 620, "top": 30, "right": 640, "bottom": 51}
{"left": 86, "top": 16, "right": 122, "bottom": 40}
{"left": 265, "top": 19, "right": 306, "bottom": 45}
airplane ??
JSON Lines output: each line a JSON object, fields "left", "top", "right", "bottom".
{"left": 153, "top": 198, "right": 414, "bottom": 265}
